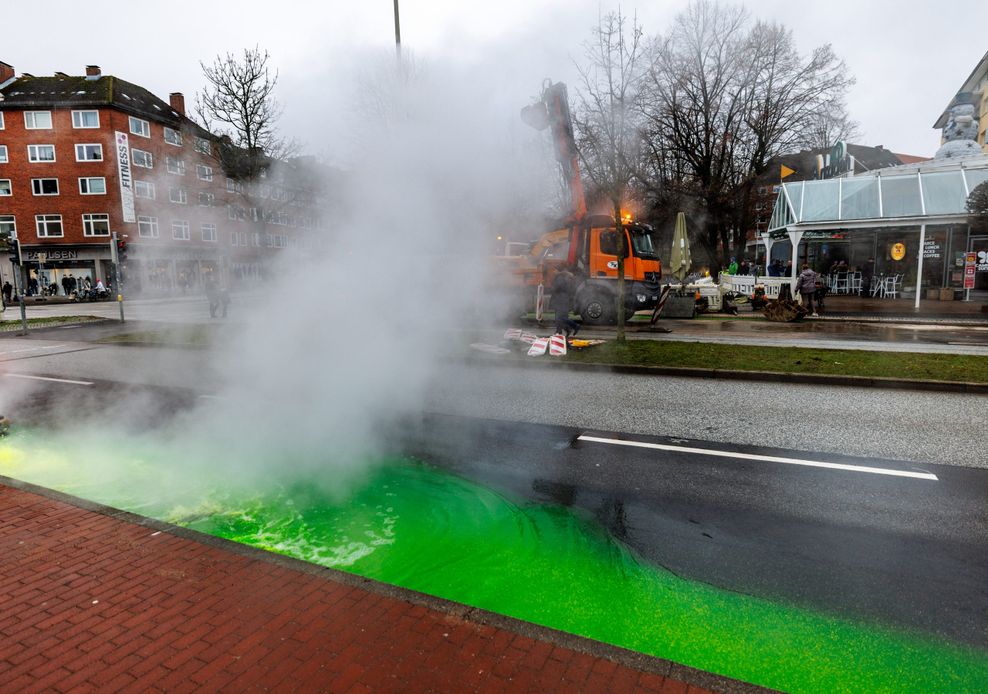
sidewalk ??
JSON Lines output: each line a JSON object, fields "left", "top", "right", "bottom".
{"left": 0, "top": 479, "right": 754, "bottom": 693}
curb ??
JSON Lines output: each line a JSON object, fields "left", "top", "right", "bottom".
{"left": 463, "top": 355, "right": 988, "bottom": 395}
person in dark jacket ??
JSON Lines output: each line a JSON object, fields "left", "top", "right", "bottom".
{"left": 795, "top": 264, "right": 819, "bottom": 316}
{"left": 549, "top": 270, "right": 580, "bottom": 337}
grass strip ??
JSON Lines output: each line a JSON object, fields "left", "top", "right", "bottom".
{"left": 0, "top": 315, "right": 104, "bottom": 330}
{"left": 557, "top": 340, "right": 988, "bottom": 383}
{"left": 98, "top": 325, "right": 215, "bottom": 348}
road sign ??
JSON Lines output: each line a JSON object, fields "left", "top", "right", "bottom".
{"left": 36, "top": 252, "right": 47, "bottom": 264}
{"left": 780, "top": 164, "right": 796, "bottom": 179}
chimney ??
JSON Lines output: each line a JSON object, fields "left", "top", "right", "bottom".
{"left": 169, "top": 92, "right": 185, "bottom": 116}
{"left": 0, "top": 61, "right": 14, "bottom": 83}
{"left": 85, "top": 65, "right": 101, "bottom": 77}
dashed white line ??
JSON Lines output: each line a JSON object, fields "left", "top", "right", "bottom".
{"left": 577, "top": 435, "right": 939, "bottom": 481}
{"left": 4, "top": 374, "right": 94, "bottom": 386}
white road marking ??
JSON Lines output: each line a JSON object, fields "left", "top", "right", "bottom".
{"left": 577, "top": 435, "right": 939, "bottom": 481}
{"left": 4, "top": 374, "right": 94, "bottom": 386}
{"left": 0, "top": 344, "right": 70, "bottom": 355}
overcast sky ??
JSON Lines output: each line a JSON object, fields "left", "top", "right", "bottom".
{"left": 3, "top": 1, "right": 985, "bottom": 159}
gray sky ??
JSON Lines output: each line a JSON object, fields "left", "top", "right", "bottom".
{"left": 3, "top": 1, "right": 985, "bottom": 158}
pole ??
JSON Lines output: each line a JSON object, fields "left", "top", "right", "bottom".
{"left": 914, "top": 224, "right": 925, "bottom": 310}
{"left": 393, "top": 0, "right": 402, "bottom": 62}
{"left": 110, "top": 232, "right": 125, "bottom": 322}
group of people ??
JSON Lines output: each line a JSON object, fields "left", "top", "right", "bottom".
{"left": 726, "top": 257, "right": 797, "bottom": 278}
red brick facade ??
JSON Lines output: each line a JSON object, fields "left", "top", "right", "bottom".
{"left": 0, "top": 64, "right": 325, "bottom": 295}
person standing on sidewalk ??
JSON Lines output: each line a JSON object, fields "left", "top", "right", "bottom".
{"left": 549, "top": 269, "right": 580, "bottom": 337}
{"left": 795, "top": 264, "right": 819, "bottom": 316}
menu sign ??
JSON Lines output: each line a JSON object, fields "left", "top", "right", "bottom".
{"left": 964, "top": 252, "right": 977, "bottom": 290}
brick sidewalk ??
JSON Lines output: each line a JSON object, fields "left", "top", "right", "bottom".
{"left": 0, "top": 482, "right": 757, "bottom": 693}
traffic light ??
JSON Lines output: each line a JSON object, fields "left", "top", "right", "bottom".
{"left": 7, "top": 239, "right": 19, "bottom": 265}
{"left": 116, "top": 238, "right": 128, "bottom": 263}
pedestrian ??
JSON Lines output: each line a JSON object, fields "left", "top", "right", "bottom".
{"left": 61, "top": 275, "right": 70, "bottom": 296}
{"left": 2, "top": 281, "right": 12, "bottom": 306}
{"left": 204, "top": 278, "right": 220, "bottom": 318}
{"left": 738, "top": 258, "right": 750, "bottom": 276}
{"left": 727, "top": 257, "right": 739, "bottom": 275}
{"left": 549, "top": 269, "right": 580, "bottom": 338}
{"left": 768, "top": 259, "right": 782, "bottom": 277}
{"left": 861, "top": 257, "right": 874, "bottom": 297}
{"left": 795, "top": 263, "right": 819, "bottom": 316}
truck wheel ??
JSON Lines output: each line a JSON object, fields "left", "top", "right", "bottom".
{"left": 580, "top": 293, "right": 615, "bottom": 325}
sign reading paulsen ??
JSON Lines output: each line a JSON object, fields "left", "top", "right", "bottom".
{"left": 115, "top": 132, "right": 136, "bottom": 223}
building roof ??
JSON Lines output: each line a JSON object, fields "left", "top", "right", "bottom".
{"left": 933, "top": 50, "right": 988, "bottom": 129}
{"left": 769, "top": 143, "right": 908, "bottom": 182}
{"left": 0, "top": 72, "right": 202, "bottom": 133}
{"left": 768, "top": 154, "right": 988, "bottom": 233}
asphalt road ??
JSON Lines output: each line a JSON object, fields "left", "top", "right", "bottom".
{"left": 5, "top": 376, "right": 987, "bottom": 654}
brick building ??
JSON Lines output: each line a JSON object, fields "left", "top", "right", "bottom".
{"left": 0, "top": 61, "right": 327, "bottom": 297}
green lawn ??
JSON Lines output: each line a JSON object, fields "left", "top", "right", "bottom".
{"left": 559, "top": 340, "right": 988, "bottom": 383}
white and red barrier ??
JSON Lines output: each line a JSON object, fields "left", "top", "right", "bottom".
{"left": 549, "top": 334, "right": 567, "bottom": 356}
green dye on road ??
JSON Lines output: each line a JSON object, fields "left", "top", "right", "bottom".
{"left": 1, "top": 430, "right": 985, "bottom": 693}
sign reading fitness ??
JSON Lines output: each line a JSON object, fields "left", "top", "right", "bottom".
{"left": 115, "top": 131, "right": 136, "bottom": 223}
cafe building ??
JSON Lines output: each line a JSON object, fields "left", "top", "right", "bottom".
{"left": 764, "top": 149, "right": 988, "bottom": 307}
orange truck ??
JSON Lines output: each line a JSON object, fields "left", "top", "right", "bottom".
{"left": 495, "top": 81, "right": 662, "bottom": 325}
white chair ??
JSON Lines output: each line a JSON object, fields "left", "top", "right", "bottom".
{"left": 833, "top": 272, "right": 849, "bottom": 294}
{"left": 848, "top": 272, "right": 862, "bottom": 295}
{"left": 883, "top": 274, "right": 901, "bottom": 299}
{"left": 871, "top": 275, "right": 884, "bottom": 298}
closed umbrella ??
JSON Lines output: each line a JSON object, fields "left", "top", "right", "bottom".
{"left": 670, "top": 212, "right": 691, "bottom": 282}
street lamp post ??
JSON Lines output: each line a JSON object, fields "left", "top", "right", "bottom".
{"left": 393, "top": 0, "right": 402, "bottom": 61}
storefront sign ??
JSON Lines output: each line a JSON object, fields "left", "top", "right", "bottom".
{"left": 978, "top": 250, "right": 988, "bottom": 272}
{"left": 890, "top": 242, "right": 907, "bottom": 261}
{"left": 923, "top": 240, "right": 942, "bottom": 259}
{"left": 815, "top": 141, "right": 853, "bottom": 179}
{"left": 26, "top": 249, "right": 79, "bottom": 261}
{"left": 964, "top": 252, "right": 977, "bottom": 289}
{"left": 115, "top": 131, "right": 136, "bottom": 223}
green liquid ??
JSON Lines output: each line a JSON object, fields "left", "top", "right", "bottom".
{"left": 2, "top": 429, "right": 986, "bottom": 692}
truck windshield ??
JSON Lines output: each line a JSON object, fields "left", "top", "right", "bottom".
{"left": 629, "top": 228, "right": 659, "bottom": 260}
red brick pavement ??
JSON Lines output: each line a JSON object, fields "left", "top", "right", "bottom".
{"left": 0, "top": 482, "right": 753, "bottom": 693}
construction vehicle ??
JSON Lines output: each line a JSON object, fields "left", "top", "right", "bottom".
{"left": 494, "top": 80, "right": 662, "bottom": 325}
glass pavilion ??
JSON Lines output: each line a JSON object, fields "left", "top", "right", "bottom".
{"left": 766, "top": 155, "right": 988, "bottom": 307}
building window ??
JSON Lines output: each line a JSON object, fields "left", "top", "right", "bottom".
{"left": 196, "top": 164, "right": 213, "bottom": 181}
{"left": 172, "top": 220, "right": 190, "bottom": 240}
{"left": 169, "top": 187, "right": 187, "bottom": 204}
{"left": 24, "top": 111, "right": 53, "bottom": 129}
{"left": 129, "top": 116, "right": 150, "bottom": 138}
{"left": 0, "top": 113, "right": 4, "bottom": 129}
{"left": 82, "top": 213, "right": 110, "bottom": 237}
{"left": 134, "top": 180, "right": 155, "bottom": 199}
{"left": 71, "top": 110, "right": 100, "bottom": 128}
{"left": 28, "top": 144, "right": 56, "bottom": 162}
{"left": 201, "top": 223, "right": 217, "bottom": 242}
{"left": 79, "top": 177, "right": 106, "bottom": 195}
{"left": 31, "top": 178, "right": 59, "bottom": 196}
{"left": 75, "top": 143, "right": 103, "bottom": 161}
{"left": 35, "top": 215, "right": 63, "bottom": 238}
{"left": 0, "top": 215, "right": 15, "bottom": 237}
{"left": 137, "top": 216, "right": 159, "bottom": 238}
{"left": 0, "top": 179, "right": 10, "bottom": 196}
{"left": 163, "top": 127, "right": 183, "bottom": 146}
{"left": 194, "top": 137, "right": 211, "bottom": 155}
{"left": 198, "top": 191, "right": 214, "bottom": 206}
{"left": 132, "top": 149, "right": 153, "bottom": 168}
{"left": 0, "top": 145, "right": 7, "bottom": 163}
{"left": 226, "top": 177, "right": 243, "bottom": 193}
{"left": 166, "top": 156, "right": 185, "bottom": 175}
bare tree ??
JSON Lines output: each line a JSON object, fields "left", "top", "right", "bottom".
{"left": 639, "top": 0, "right": 856, "bottom": 266}
{"left": 572, "top": 10, "right": 647, "bottom": 341}
{"left": 196, "top": 47, "right": 296, "bottom": 165}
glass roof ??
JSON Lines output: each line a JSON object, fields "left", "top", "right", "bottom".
{"left": 767, "top": 157, "right": 988, "bottom": 232}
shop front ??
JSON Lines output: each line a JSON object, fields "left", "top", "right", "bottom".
{"left": 19, "top": 244, "right": 114, "bottom": 296}
{"left": 766, "top": 156, "right": 988, "bottom": 306}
